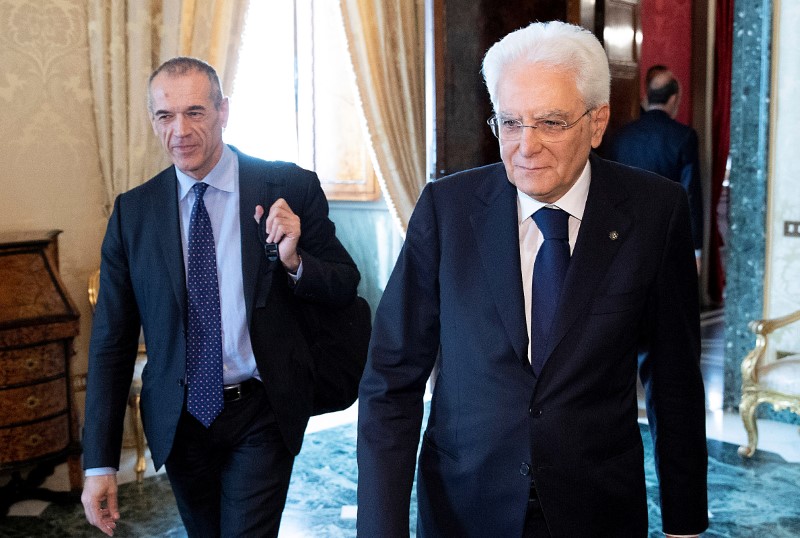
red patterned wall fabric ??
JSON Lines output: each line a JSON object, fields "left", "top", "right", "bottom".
{"left": 640, "top": 0, "right": 693, "bottom": 125}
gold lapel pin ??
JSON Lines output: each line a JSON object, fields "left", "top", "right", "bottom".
{"left": 609, "top": 231, "right": 619, "bottom": 240}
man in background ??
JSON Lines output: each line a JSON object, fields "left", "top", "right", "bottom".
{"left": 608, "top": 68, "right": 704, "bottom": 271}
{"left": 641, "top": 64, "right": 670, "bottom": 112}
{"left": 81, "top": 57, "right": 360, "bottom": 537}
{"left": 357, "top": 22, "right": 708, "bottom": 537}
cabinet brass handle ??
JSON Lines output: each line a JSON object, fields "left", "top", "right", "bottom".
{"left": 26, "top": 434, "right": 43, "bottom": 447}
{"left": 25, "top": 395, "right": 41, "bottom": 408}
{"left": 26, "top": 357, "right": 40, "bottom": 370}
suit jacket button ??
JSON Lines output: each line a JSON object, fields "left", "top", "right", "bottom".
{"left": 178, "top": 378, "right": 185, "bottom": 386}
{"left": 519, "top": 463, "right": 531, "bottom": 476}
{"left": 530, "top": 408, "right": 542, "bottom": 418}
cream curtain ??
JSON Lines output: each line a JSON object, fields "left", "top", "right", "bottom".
{"left": 170, "top": 0, "right": 249, "bottom": 95}
{"left": 88, "top": 0, "right": 249, "bottom": 216}
{"left": 339, "top": 0, "right": 426, "bottom": 235}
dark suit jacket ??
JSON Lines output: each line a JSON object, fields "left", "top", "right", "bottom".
{"left": 84, "top": 147, "right": 359, "bottom": 471}
{"left": 606, "top": 109, "right": 704, "bottom": 250}
{"left": 357, "top": 154, "right": 708, "bottom": 537}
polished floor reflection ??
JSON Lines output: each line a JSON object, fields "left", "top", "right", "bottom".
{"left": 2, "top": 310, "right": 799, "bottom": 537}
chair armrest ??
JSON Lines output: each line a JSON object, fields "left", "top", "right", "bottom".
{"left": 742, "top": 309, "right": 800, "bottom": 387}
{"left": 748, "top": 309, "right": 800, "bottom": 336}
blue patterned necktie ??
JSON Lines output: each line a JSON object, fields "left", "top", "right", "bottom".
{"left": 531, "top": 207, "right": 571, "bottom": 376}
{"left": 186, "top": 182, "right": 224, "bottom": 427}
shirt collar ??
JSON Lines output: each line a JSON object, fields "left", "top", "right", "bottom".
{"left": 517, "top": 159, "right": 592, "bottom": 225}
{"left": 176, "top": 144, "right": 236, "bottom": 201}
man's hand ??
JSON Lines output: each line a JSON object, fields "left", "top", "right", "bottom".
{"left": 81, "top": 474, "right": 120, "bottom": 536}
{"left": 254, "top": 199, "right": 302, "bottom": 272}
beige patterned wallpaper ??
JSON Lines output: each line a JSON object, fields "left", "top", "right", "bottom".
{"left": 0, "top": 0, "right": 107, "bottom": 391}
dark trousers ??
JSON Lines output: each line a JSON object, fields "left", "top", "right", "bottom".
{"left": 522, "top": 486, "right": 551, "bottom": 537}
{"left": 165, "top": 381, "right": 294, "bottom": 538}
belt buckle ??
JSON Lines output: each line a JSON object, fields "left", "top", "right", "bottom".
{"left": 225, "top": 383, "right": 243, "bottom": 402}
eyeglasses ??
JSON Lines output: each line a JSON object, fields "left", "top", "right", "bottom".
{"left": 487, "top": 109, "right": 593, "bottom": 143}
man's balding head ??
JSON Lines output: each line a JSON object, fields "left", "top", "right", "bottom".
{"left": 646, "top": 71, "right": 681, "bottom": 118}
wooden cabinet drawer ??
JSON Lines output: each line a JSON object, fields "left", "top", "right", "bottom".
{"left": 0, "top": 414, "right": 69, "bottom": 465}
{"left": 0, "top": 378, "right": 67, "bottom": 426}
{"left": 0, "top": 341, "right": 65, "bottom": 386}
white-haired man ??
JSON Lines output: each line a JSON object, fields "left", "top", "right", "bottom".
{"left": 357, "top": 21, "right": 708, "bottom": 537}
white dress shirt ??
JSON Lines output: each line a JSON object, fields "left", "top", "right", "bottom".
{"left": 176, "top": 145, "right": 259, "bottom": 386}
{"left": 518, "top": 160, "right": 591, "bottom": 363}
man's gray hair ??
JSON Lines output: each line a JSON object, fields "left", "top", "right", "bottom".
{"left": 147, "top": 56, "right": 224, "bottom": 112}
{"left": 482, "top": 21, "right": 610, "bottom": 112}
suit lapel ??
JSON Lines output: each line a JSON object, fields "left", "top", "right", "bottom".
{"left": 152, "top": 167, "right": 188, "bottom": 316}
{"left": 542, "top": 155, "right": 632, "bottom": 365}
{"left": 150, "top": 150, "right": 275, "bottom": 326}
{"left": 236, "top": 151, "right": 268, "bottom": 325}
{"left": 470, "top": 165, "right": 530, "bottom": 369}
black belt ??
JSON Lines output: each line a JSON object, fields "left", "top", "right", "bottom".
{"left": 222, "top": 378, "right": 260, "bottom": 403}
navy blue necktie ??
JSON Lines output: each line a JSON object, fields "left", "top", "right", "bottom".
{"left": 186, "top": 182, "right": 224, "bottom": 427}
{"left": 531, "top": 207, "right": 571, "bottom": 376}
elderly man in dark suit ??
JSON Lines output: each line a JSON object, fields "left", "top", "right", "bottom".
{"left": 357, "top": 21, "right": 708, "bottom": 537}
{"left": 607, "top": 68, "right": 704, "bottom": 271}
{"left": 81, "top": 57, "right": 360, "bottom": 537}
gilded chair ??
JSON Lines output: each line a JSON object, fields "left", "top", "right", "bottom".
{"left": 88, "top": 269, "right": 147, "bottom": 482}
{"left": 738, "top": 309, "right": 800, "bottom": 457}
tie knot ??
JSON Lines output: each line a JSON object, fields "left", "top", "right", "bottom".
{"left": 192, "top": 182, "right": 209, "bottom": 199}
{"left": 533, "top": 207, "right": 569, "bottom": 241}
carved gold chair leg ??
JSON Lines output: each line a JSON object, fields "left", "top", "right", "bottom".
{"left": 737, "top": 309, "right": 800, "bottom": 458}
{"left": 127, "top": 392, "right": 146, "bottom": 483}
{"left": 738, "top": 392, "right": 759, "bottom": 457}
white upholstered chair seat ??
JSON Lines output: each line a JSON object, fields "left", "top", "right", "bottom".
{"left": 758, "top": 357, "right": 800, "bottom": 396}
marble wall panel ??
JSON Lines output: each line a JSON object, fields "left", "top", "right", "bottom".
{"left": 329, "top": 200, "right": 403, "bottom": 315}
{"left": 724, "top": 0, "right": 771, "bottom": 409}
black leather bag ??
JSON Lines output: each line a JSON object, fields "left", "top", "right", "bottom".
{"left": 257, "top": 210, "right": 370, "bottom": 415}
{"left": 298, "top": 295, "right": 371, "bottom": 415}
